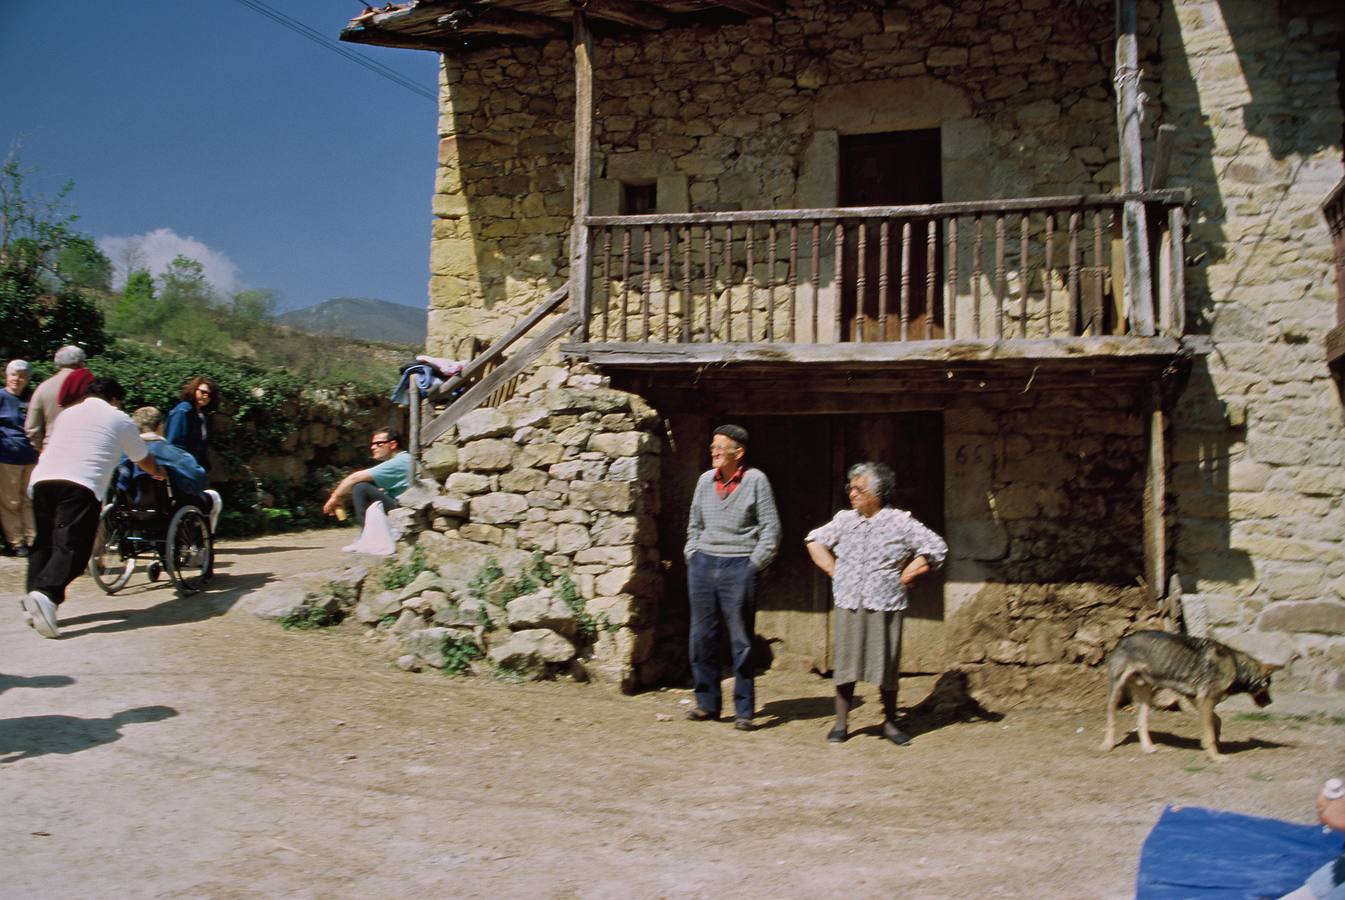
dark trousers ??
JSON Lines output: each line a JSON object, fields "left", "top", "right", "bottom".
{"left": 352, "top": 482, "right": 399, "bottom": 526}
{"left": 687, "top": 552, "right": 757, "bottom": 720}
{"left": 28, "top": 480, "right": 102, "bottom": 605}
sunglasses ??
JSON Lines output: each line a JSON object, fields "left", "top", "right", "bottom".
{"left": 371, "top": 439, "right": 394, "bottom": 446}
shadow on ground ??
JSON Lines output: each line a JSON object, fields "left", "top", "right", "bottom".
{"left": 0, "top": 705, "right": 177, "bottom": 763}
{"left": 56, "top": 572, "right": 274, "bottom": 638}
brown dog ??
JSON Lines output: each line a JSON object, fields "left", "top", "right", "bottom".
{"left": 1100, "top": 631, "right": 1277, "bottom": 762}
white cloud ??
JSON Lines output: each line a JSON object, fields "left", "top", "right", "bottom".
{"left": 99, "top": 228, "right": 240, "bottom": 296}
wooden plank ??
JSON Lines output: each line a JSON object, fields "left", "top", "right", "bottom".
{"left": 1148, "top": 124, "right": 1177, "bottom": 190}
{"left": 711, "top": 0, "right": 783, "bottom": 17}
{"left": 437, "top": 9, "right": 569, "bottom": 40}
{"left": 570, "top": 9, "right": 594, "bottom": 339}
{"left": 423, "top": 310, "right": 581, "bottom": 445}
{"left": 432, "top": 284, "right": 569, "bottom": 400}
{"left": 561, "top": 334, "right": 1182, "bottom": 366}
{"left": 584, "top": 0, "right": 671, "bottom": 29}
{"left": 585, "top": 190, "right": 1191, "bottom": 227}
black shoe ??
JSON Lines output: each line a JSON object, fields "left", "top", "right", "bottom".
{"left": 148, "top": 562, "right": 162, "bottom": 582}
{"left": 15, "top": 543, "right": 29, "bottom": 557}
{"left": 827, "top": 724, "right": 848, "bottom": 743}
{"left": 685, "top": 707, "right": 718, "bottom": 722}
{"left": 882, "top": 722, "right": 912, "bottom": 746}
{"left": 734, "top": 718, "right": 753, "bottom": 732}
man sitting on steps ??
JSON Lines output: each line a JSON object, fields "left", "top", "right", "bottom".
{"left": 322, "top": 428, "right": 411, "bottom": 527}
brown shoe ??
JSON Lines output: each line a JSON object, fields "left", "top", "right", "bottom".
{"left": 734, "top": 718, "right": 753, "bottom": 732}
{"left": 685, "top": 707, "right": 718, "bottom": 722}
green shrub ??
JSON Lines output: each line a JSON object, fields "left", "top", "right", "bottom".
{"left": 279, "top": 605, "right": 341, "bottom": 630}
{"left": 379, "top": 545, "right": 431, "bottom": 591}
{"left": 439, "top": 634, "right": 484, "bottom": 677}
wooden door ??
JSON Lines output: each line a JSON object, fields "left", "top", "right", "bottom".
{"left": 839, "top": 130, "right": 944, "bottom": 342}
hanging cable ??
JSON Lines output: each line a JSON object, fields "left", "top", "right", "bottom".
{"left": 231, "top": 0, "right": 438, "bottom": 103}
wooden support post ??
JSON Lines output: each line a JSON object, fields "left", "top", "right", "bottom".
{"left": 407, "top": 379, "right": 420, "bottom": 483}
{"left": 570, "top": 9, "right": 594, "bottom": 340}
{"left": 1116, "top": 0, "right": 1155, "bottom": 336}
{"left": 1143, "top": 385, "right": 1169, "bottom": 603}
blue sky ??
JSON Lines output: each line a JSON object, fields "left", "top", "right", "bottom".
{"left": 1, "top": 0, "right": 441, "bottom": 312}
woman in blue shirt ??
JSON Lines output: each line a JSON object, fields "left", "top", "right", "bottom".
{"left": 165, "top": 376, "right": 219, "bottom": 467}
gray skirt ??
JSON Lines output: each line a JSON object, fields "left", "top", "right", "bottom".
{"left": 832, "top": 606, "right": 903, "bottom": 689}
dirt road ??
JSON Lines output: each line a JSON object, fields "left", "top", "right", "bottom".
{"left": 2, "top": 529, "right": 1341, "bottom": 898}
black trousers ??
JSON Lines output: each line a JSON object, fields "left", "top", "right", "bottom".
{"left": 28, "top": 480, "right": 102, "bottom": 605}
{"left": 352, "top": 481, "right": 398, "bottom": 526}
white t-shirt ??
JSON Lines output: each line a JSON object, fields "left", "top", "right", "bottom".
{"left": 30, "top": 397, "right": 149, "bottom": 498}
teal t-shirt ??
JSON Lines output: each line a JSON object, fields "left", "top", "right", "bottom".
{"left": 369, "top": 450, "right": 411, "bottom": 499}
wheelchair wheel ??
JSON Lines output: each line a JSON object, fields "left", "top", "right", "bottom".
{"left": 89, "top": 508, "right": 135, "bottom": 594}
{"left": 165, "top": 505, "right": 212, "bottom": 595}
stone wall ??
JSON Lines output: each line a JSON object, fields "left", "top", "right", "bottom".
{"left": 1161, "top": 0, "right": 1345, "bottom": 690}
{"left": 413, "top": 0, "right": 1345, "bottom": 694}
{"left": 941, "top": 389, "right": 1164, "bottom": 706}
{"left": 273, "top": 364, "right": 668, "bottom": 690}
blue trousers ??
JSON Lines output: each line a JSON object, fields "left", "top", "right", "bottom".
{"left": 687, "top": 552, "right": 756, "bottom": 720}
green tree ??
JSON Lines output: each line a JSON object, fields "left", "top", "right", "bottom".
{"left": 110, "top": 268, "right": 156, "bottom": 334}
{"left": 55, "top": 235, "right": 112, "bottom": 291}
{"left": 156, "top": 255, "right": 224, "bottom": 353}
{"left": 0, "top": 150, "right": 107, "bottom": 360}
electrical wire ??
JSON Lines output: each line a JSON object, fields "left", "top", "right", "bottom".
{"left": 231, "top": 0, "right": 438, "bottom": 103}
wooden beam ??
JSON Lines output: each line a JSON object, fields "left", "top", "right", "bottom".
{"left": 562, "top": 335, "right": 1183, "bottom": 366}
{"left": 422, "top": 310, "right": 581, "bottom": 445}
{"left": 584, "top": 0, "right": 670, "bottom": 30}
{"left": 712, "top": 0, "right": 782, "bottom": 18}
{"left": 584, "top": 189, "right": 1191, "bottom": 227}
{"left": 431, "top": 283, "right": 570, "bottom": 399}
{"left": 1148, "top": 123, "right": 1176, "bottom": 190}
{"left": 1116, "top": 0, "right": 1155, "bottom": 336}
{"left": 570, "top": 9, "right": 594, "bottom": 341}
{"left": 1142, "top": 385, "right": 1169, "bottom": 603}
{"left": 437, "top": 8, "right": 568, "bottom": 39}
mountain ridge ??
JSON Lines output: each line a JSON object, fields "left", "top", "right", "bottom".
{"left": 277, "top": 297, "right": 426, "bottom": 347}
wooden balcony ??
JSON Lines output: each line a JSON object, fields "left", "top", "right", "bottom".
{"left": 561, "top": 190, "right": 1189, "bottom": 397}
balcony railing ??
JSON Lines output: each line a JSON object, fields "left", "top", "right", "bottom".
{"left": 579, "top": 190, "right": 1187, "bottom": 348}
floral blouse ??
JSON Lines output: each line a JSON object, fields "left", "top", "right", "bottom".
{"left": 805, "top": 507, "right": 948, "bottom": 612}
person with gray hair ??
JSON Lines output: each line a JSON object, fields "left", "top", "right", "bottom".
{"left": 24, "top": 344, "right": 88, "bottom": 452}
{"left": 0, "top": 359, "right": 38, "bottom": 555}
{"left": 682, "top": 423, "right": 781, "bottom": 731}
{"left": 129, "top": 406, "right": 221, "bottom": 534}
{"left": 806, "top": 461, "right": 947, "bottom": 746}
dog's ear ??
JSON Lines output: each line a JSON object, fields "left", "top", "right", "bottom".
{"left": 1262, "top": 662, "right": 1283, "bottom": 675}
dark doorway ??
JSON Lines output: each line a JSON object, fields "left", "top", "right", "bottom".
{"left": 655, "top": 411, "right": 946, "bottom": 678}
{"left": 839, "top": 129, "right": 944, "bottom": 341}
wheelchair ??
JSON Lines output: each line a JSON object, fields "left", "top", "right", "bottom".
{"left": 87, "top": 465, "right": 214, "bottom": 596}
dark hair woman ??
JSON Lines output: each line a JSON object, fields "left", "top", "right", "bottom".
{"left": 165, "top": 376, "right": 219, "bottom": 467}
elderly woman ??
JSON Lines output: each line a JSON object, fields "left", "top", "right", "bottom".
{"left": 805, "top": 461, "right": 947, "bottom": 746}
{"left": 165, "top": 376, "right": 219, "bottom": 467}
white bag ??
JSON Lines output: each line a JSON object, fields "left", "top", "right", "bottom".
{"left": 342, "top": 501, "right": 396, "bottom": 556}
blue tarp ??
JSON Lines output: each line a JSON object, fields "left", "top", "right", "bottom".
{"left": 1137, "top": 805, "right": 1344, "bottom": 899}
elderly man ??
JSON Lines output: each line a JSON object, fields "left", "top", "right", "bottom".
{"left": 22, "top": 377, "right": 165, "bottom": 639}
{"left": 322, "top": 428, "right": 410, "bottom": 526}
{"left": 0, "top": 359, "right": 38, "bottom": 555}
{"left": 24, "top": 344, "right": 87, "bottom": 452}
{"left": 130, "top": 407, "right": 222, "bottom": 534}
{"left": 683, "top": 423, "right": 781, "bottom": 731}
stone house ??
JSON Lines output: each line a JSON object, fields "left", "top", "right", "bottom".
{"left": 340, "top": 0, "right": 1345, "bottom": 699}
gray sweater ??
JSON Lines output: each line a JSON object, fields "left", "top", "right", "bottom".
{"left": 683, "top": 467, "right": 781, "bottom": 571}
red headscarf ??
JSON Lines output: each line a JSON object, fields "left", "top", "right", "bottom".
{"left": 57, "top": 367, "right": 94, "bottom": 407}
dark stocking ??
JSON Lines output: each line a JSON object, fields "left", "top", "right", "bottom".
{"left": 880, "top": 687, "right": 898, "bottom": 724}
{"left": 834, "top": 682, "right": 856, "bottom": 729}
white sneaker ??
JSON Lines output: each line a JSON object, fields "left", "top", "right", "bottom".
{"left": 22, "top": 590, "right": 59, "bottom": 639}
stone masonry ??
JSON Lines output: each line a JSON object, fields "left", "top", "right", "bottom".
{"left": 408, "top": 0, "right": 1345, "bottom": 694}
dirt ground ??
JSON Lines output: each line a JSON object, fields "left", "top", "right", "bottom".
{"left": 2, "top": 528, "right": 1342, "bottom": 899}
